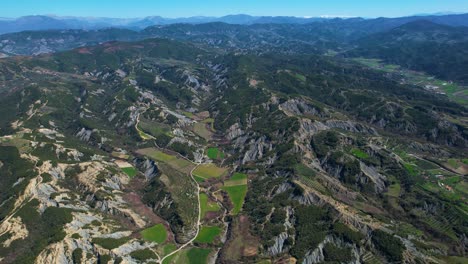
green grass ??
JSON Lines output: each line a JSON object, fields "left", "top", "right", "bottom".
{"left": 193, "top": 164, "right": 228, "bottom": 179}
{"left": 222, "top": 185, "right": 248, "bottom": 215}
{"left": 138, "top": 148, "right": 194, "bottom": 173}
{"left": 121, "top": 167, "right": 137, "bottom": 178}
{"left": 164, "top": 244, "right": 177, "bottom": 255}
{"left": 194, "top": 226, "right": 222, "bottom": 243}
{"left": 141, "top": 224, "right": 167, "bottom": 244}
{"left": 162, "top": 244, "right": 177, "bottom": 264}
{"left": 148, "top": 149, "right": 176, "bottom": 162}
{"left": 222, "top": 173, "right": 248, "bottom": 215}
{"left": 182, "top": 111, "right": 195, "bottom": 118}
{"left": 207, "top": 147, "right": 224, "bottom": 160}
{"left": 404, "top": 163, "right": 419, "bottom": 177}
{"left": 92, "top": 236, "right": 131, "bottom": 250}
{"left": 295, "top": 73, "right": 306, "bottom": 82}
{"left": 351, "top": 148, "right": 370, "bottom": 159}
{"left": 230, "top": 173, "right": 247, "bottom": 181}
{"left": 193, "top": 175, "right": 206, "bottom": 183}
{"left": 200, "top": 193, "right": 220, "bottom": 218}
{"left": 137, "top": 126, "right": 154, "bottom": 140}
{"left": 186, "top": 248, "right": 211, "bottom": 264}
{"left": 352, "top": 57, "right": 468, "bottom": 106}
{"left": 139, "top": 120, "right": 172, "bottom": 138}
{"left": 442, "top": 176, "right": 461, "bottom": 185}
{"left": 421, "top": 182, "right": 462, "bottom": 202}
{"left": 224, "top": 173, "right": 248, "bottom": 187}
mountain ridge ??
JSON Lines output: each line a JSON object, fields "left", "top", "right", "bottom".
{"left": 1, "top": 13, "right": 468, "bottom": 35}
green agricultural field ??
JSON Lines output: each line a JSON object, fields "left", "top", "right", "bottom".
{"left": 167, "top": 247, "right": 211, "bottom": 264}
{"left": 230, "top": 173, "right": 247, "bottom": 181}
{"left": 200, "top": 193, "right": 220, "bottom": 218}
{"left": 121, "top": 167, "right": 137, "bottom": 177}
{"left": 137, "top": 148, "right": 194, "bottom": 173}
{"left": 352, "top": 57, "right": 468, "bottom": 106}
{"left": 141, "top": 224, "right": 167, "bottom": 244}
{"left": 224, "top": 173, "right": 248, "bottom": 187}
{"left": 137, "top": 126, "right": 154, "bottom": 140}
{"left": 193, "top": 164, "right": 228, "bottom": 179}
{"left": 195, "top": 226, "right": 222, "bottom": 243}
{"left": 207, "top": 147, "right": 225, "bottom": 160}
{"left": 139, "top": 148, "right": 175, "bottom": 162}
{"left": 442, "top": 176, "right": 461, "bottom": 185}
{"left": 186, "top": 248, "right": 212, "bottom": 264}
{"left": 161, "top": 244, "right": 177, "bottom": 264}
{"left": 222, "top": 185, "right": 248, "bottom": 215}
{"left": 193, "top": 175, "right": 206, "bottom": 183}
{"left": 223, "top": 173, "right": 248, "bottom": 215}
{"left": 139, "top": 119, "right": 172, "bottom": 138}
{"left": 350, "top": 148, "right": 370, "bottom": 159}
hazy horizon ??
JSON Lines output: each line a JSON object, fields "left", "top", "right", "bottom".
{"left": 2, "top": 0, "right": 468, "bottom": 19}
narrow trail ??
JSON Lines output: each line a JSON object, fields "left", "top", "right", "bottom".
{"left": 133, "top": 108, "right": 212, "bottom": 263}
{"left": 135, "top": 110, "right": 156, "bottom": 140}
{"left": 158, "top": 150, "right": 204, "bottom": 264}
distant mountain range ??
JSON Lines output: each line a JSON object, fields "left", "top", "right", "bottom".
{"left": 0, "top": 14, "right": 329, "bottom": 34}
{"left": 1, "top": 13, "right": 468, "bottom": 35}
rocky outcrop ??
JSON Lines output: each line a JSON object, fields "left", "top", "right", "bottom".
{"left": 76, "top": 127, "right": 93, "bottom": 141}
{"left": 0, "top": 217, "right": 28, "bottom": 247}
{"left": 268, "top": 232, "right": 289, "bottom": 256}
{"left": 280, "top": 98, "right": 326, "bottom": 118}
{"left": 299, "top": 119, "right": 377, "bottom": 137}
{"left": 302, "top": 235, "right": 361, "bottom": 264}
{"left": 227, "top": 123, "right": 244, "bottom": 140}
{"left": 242, "top": 136, "right": 273, "bottom": 164}
{"left": 133, "top": 157, "right": 159, "bottom": 181}
{"left": 359, "top": 162, "right": 387, "bottom": 193}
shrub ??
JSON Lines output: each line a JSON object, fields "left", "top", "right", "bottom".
{"left": 372, "top": 230, "right": 405, "bottom": 262}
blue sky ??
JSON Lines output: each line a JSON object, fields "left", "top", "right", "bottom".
{"left": 2, "top": 0, "right": 468, "bottom": 18}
